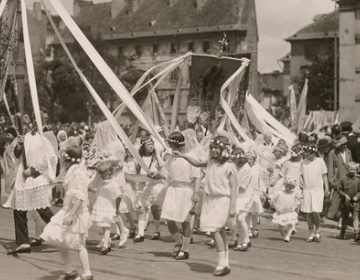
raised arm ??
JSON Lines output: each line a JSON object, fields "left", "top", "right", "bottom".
{"left": 172, "top": 151, "right": 207, "bottom": 168}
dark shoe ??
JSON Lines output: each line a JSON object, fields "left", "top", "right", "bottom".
{"left": 99, "top": 247, "right": 111, "bottom": 255}
{"left": 228, "top": 240, "right": 237, "bottom": 248}
{"left": 63, "top": 270, "right": 78, "bottom": 280}
{"left": 133, "top": 235, "right": 144, "bottom": 243}
{"left": 338, "top": 230, "right": 346, "bottom": 240}
{"left": 151, "top": 232, "right": 160, "bottom": 240}
{"left": 30, "top": 238, "right": 43, "bottom": 247}
{"left": 306, "top": 234, "right": 315, "bottom": 242}
{"left": 354, "top": 232, "right": 359, "bottom": 242}
{"left": 175, "top": 251, "right": 189, "bottom": 260}
{"left": 213, "top": 266, "right": 231, "bottom": 276}
{"left": 314, "top": 233, "right": 321, "bottom": 243}
{"left": 7, "top": 244, "right": 31, "bottom": 255}
{"left": 252, "top": 229, "right": 259, "bottom": 238}
{"left": 111, "top": 234, "right": 120, "bottom": 241}
{"left": 128, "top": 228, "right": 136, "bottom": 239}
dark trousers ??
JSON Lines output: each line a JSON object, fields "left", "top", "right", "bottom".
{"left": 13, "top": 207, "right": 53, "bottom": 245}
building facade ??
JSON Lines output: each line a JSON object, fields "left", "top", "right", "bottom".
{"left": 338, "top": 0, "right": 360, "bottom": 122}
{"left": 53, "top": 0, "right": 258, "bottom": 127}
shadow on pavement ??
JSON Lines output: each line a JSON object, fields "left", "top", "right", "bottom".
{"left": 185, "top": 262, "right": 214, "bottom": 274}
{"left": 147, "top": 250, "right": 173, "bottom": 258}
{"left": 36, "top": 270, "right": 64, "bottom": 280}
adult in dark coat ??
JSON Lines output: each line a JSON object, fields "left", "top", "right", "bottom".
{"left": 340, "top": 121, "right": 360, "bottom": 163}
{"left": 327, "top": 136, "right": 353, "bottom": 221}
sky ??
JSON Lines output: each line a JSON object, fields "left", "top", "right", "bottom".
{"left": 27, "top": 0, "right": 335, "bottom": 73}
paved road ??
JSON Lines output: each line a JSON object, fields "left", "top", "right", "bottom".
{"left": 0, "top": 199, "right": 359, "bottom": 280}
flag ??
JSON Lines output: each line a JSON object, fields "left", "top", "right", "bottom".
{"left": 294, "top": 79, "right": 308, "bottom": 134}
{"left": 288, "top": 85, "right": 297, "bottom": 127}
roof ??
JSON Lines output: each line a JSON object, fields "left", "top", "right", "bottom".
{"left": 73, "top": 0, "right": 252, "bottom": 40}
{"left": 286, "top": 11, "right": 338, "bottom": 41}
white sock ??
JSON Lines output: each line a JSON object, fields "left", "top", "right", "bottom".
{"left": 217, "top": 251, "right": 227, "bottom": 268}
{"left": 138, "top": 220, "right": 146, "bottom": 236}
{"left": 225, "top": 250, "right": 229, "bottom": 267}
{"left": 79, "top": 247, "right": 92, "bottom": 277}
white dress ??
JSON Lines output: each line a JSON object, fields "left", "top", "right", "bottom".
{"left": 134, "top": 155, "right": 165, "bottom": 209}
{"left": 92, "top": 178, "right": 122, "bottom": 227}
{"left": 235, "top": 163, "right": 252, "bottom": 213}
{"left": 161, "top": 153, "right": 201, "bottom": 222}
{"left": 301, "top": 157, "right": 327, "bottom": 213}
{"left": 200, "top": 160, "right": 237, "bottom": 232}
{"left": 271, "top": 190, "right": 302, "bottom": 226}
{"left": 41, "top": 164, "right": 92, "bottom": 250}
{"left": 119, "top": 161, "right": 136, "bottom": 214}
{"left": 245, "top": 163, "right": 265, "bottom": 214}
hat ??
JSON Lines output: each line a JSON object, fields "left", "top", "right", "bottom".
{"left": 317, "top": 136, "right": 332, "bottom": 150}
{"left": 340, "top": 121, "right": 353, "bottom": 133}
{"left": 5, "top": 127, "right": 17, "bottom": 138}
{"left": 334, "top": 135, "right": 347, "bottom": 148}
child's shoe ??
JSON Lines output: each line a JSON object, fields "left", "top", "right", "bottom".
{"left": 151, "top": 232, "right": 161, "bottom": 240}
{"left": 306, "top": 233, "right": 315, "bottom": 242}
{"left": 63, "top": 270, "right": 78, "bottom": 280}
{"left": 175, "top": 251, "right": 189, "bottom": 260}
{"left": 314, "top": 233, "right": 321, "bottom": 243}
{"left": 133, "top": 234, "right": 144, "bottom": 243}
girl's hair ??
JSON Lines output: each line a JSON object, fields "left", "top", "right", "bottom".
{"left": 97, "top": 161, "right": 114, "bottom": 175}
{"left": 167, "top": 131, "right": 185, "bottom": 148}
{"left": 290, "top": 143, "right": 303, "bottom": 158}
{"left": 64, "top": 145, "right": 82, "bottom": 165}
{"left": 139, "top": 136, "right": 155, "bottom": 157}
{"left": 209, "top": 135, "right": 231, "bottom": 164}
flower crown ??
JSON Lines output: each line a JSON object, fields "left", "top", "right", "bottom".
{"left": 63, "top": 152, "right": 81, "bottom": 163}
{"left": 231, "top": 153, "right": 246, "bottom": 159}
{"left": 209, "top": 139, "right": 230, "bottom": 149}
{"left": 302, "top": 144, "right": 317, "bottom": 153}
{"left": 167, "top": 138, "right": 185, "bottom": 146}
{"left": 141, "top": 137, "right": 154, "bottom": 145}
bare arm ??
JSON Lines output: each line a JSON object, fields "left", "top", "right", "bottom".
{"left": 173, "top": 151, "right": 207, "bottom": 168}
{"left": 229, "top": 173, "right": 237, "bottom": 217}
{"left": 323, "top": 174, "right": 330, "bottom": 196}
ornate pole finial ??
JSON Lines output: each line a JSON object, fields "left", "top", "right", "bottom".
{"left": 218, "top": 32, "right": 229, "bottom": 57}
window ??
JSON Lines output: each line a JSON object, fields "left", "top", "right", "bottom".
{"left": 152, "top": 44, "right": 159, "bottom": 55}
{"left": 170, "top": 68, "right": 180, "bottom": 83}
{"left": 170, "top": 42, "right": 177, "bottom": 54}
{"left": 135, "top": 45, "right": 142, "bottom": 57}
{"left": 188, "top": 42, "right": 194, "bottom": 52}
{"left": 202, "top": 41, "right": 210, "bottom": 53}
{"left": 118, "top": 46, "right": 124, "bottom": 56}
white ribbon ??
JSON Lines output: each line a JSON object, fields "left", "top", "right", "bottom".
{"left": 21, "top": 0, "right": 55, "bottom": 178}
{"left": 0, "top": 0, "right": 8, "bottom": 19}
{"left": 48, "top": 0, "right": 166, "bottom": 149}
{"left": 219, "top": 58, "right": 254, "bottom": 145}
{"left": 41, "top": 0, "right": 150, "bottom": 173}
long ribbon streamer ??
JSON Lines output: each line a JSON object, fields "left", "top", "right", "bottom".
{"left": 21, "top": 0, "right": 55, "bottom": 178}
{"left": 0, "top": 0, "right": 8, "bottom": 19}
{"left": 47, "top": 0, "right": 165, "bottom": 149}
{"left": 41, "top": 0, "right": 150, "bottom": 173}
{"left": 219, "top": 58, "right": 254, "bottom": 145}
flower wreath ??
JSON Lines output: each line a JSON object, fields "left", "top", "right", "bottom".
{"left": 63, "top": 152, "right": 81, "bottom": 163}
{"left": 167, "top": 138, "right": 185, "bottom": 146}
{"left": 209, "top": 139, "right": 232, "bottom": 158}
{"left": 302, "top": 144, "right": 317, "bottom": 153}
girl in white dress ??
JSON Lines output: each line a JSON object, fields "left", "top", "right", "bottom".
{"left": 269, "top": 177, "right": 302, "bottom": 242}
{"left": 41, "top": 145, "right": 93, "bottom": 280}
{"left": 91, "top": 162, "right": 123, "bottom": 254}
{"left": 301, "top": 142, "right": 330, "bottom": 242}
{"left": 245, "top": 151, "right": 265, "bottom": 239}
{"left": 152, "top": 131, "right": 201, "bottom": 260}
{"left": 231, "top": 148, "right": 253, "bottom": 252}
{"left": 133, "top": 137, "right": 164, "bottom": 242}
{"left": 176, "top": 135, "right": 237, "bottom": 276}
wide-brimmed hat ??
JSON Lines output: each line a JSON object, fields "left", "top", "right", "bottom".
{"left": 334, "top": 135, "right": 347, "bottom": 148}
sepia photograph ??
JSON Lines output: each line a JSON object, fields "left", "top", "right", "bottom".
{"left": 0, "top": 0, "right": 359, "bottom": 279}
